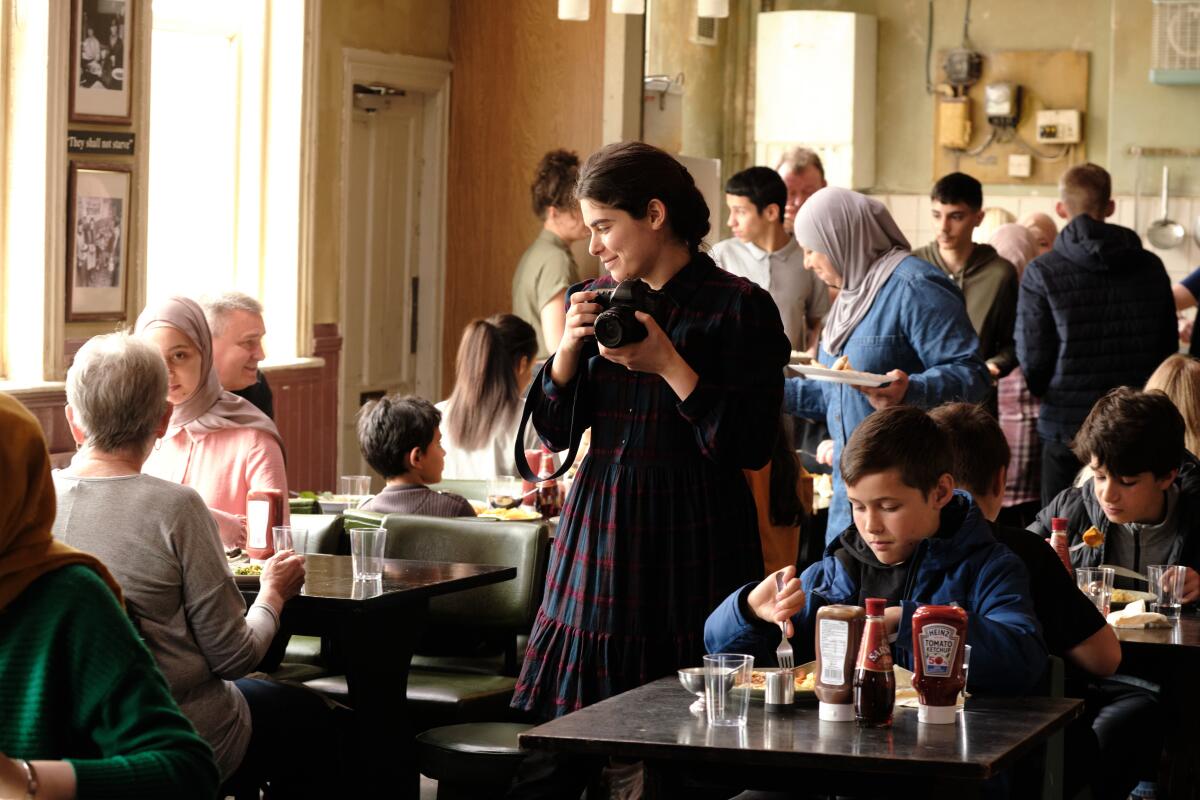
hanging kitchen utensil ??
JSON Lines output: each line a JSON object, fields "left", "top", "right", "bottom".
{"left": 1147, "top": 165, "right": 1185, "bottom": 250}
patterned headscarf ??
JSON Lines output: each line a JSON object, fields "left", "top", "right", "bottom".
{"left": 134, "top": 296, "right": 282, "bottom": 448}
{"left": 794, "top": 187, "right": 910, "bottom": 356}
{"left": 0, "top": 394, "right": 123, "bottom": 611}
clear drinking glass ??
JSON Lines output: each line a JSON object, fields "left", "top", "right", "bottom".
{"left": 703, "top": 653, "right": 753, "bottom": 727}
{"left": 1076, "top": 567, "right": 1115, "bottom": 617}
{"left": 1148, "top": 564, "right": 1185, "bottom": 618}
{"left": 339, "top": 475, "right": 372, "bottom": 508}
{"left": 350, "top": 526, "right": 387, "bottom": 581}
{"left": 486, "top": 476, "right": 523, "bottom": 510}
{"left": 271, "top": 525, "right": 294, "bottom": 553}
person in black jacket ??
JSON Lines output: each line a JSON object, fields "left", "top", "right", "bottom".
{"left": 1015, "top": 163, "right": 1176, "bottom": 506}
{"left": 930, "top": 401, "right": 1164, "bottom": 800}
{"left": 1030, "top": 388, "right": 1200, "bottom": 603}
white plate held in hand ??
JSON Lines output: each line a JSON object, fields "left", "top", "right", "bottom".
{"left": 788, "top": 363, "right": 891, "bottom": 388}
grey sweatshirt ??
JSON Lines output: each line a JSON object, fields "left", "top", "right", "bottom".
{"left": 51, "top": 471, "right": 278, "bottom": 779}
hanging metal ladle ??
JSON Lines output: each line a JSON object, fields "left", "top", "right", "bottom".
{"left": 1147, "top": 165, "right": 1186, "bottom": 250}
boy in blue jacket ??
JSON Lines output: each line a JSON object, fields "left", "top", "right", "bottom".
{"left": 705, "top": 404, "right": 1047, "bottom": 695}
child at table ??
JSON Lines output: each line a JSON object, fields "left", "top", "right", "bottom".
{"left": 705, "top": 404, "right": 1047, "bottom": 696}
{"left": 356, "top": 395, "right": 475, "bottom": 517}
{"left": 931, "top": 402, "right": 1164, "bottom": 800}
{"left": 1029, "top": 387, "right": 1200, "bottom": 603}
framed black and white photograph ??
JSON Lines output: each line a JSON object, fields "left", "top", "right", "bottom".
{"left": 67, "top": 163, "right": 131, "bottom": 321}
{"left": 70, "top": 0, "right": 133, "bottom": 123}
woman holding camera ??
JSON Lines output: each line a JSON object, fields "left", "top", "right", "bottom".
{"left": 511, "top": 142, "right": 791, "bottom": 728}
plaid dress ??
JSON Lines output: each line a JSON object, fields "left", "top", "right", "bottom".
{"left": 998, "top": 367, "right": 1042, "bottom": 507}
{"left": 511, "top": 255, "right": 791, "bottom": 719}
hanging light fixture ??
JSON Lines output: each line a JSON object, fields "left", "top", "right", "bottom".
{"left": 612, "top": 0, "right": 645, "bottom": 12}
{"left": 697, "top": 0, "right": 729, "bottom": 18}
{"left": 558, "top": 0, "right": 590, "bottom": 21}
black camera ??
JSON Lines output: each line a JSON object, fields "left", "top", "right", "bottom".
{"left": 591, "top": 280, "right": 667, "bottom": 348}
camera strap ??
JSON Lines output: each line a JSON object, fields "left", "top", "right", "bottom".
{"left": 513, "top": 357, "right": 586, "bottom": 483}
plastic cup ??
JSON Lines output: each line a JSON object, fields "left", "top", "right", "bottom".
{"left": 339, "top": 475, "right": 372, "bottom": 508}
{"left": 272, "top": 525, "right": 294, "bottom": 553}
{"left": 1148, "top": 564, "right": 1185, "bottom": 618}
{"left": 350, "top": 527, "right": 387, "bottom": 581}
{"left": 1076, "top": 567, "right": 1115, "bottom": 617}
{"left": 703, "top": 653, "right": 753, "bottom": 727}
{"left": 487, "top": 476, "right": 523, "bottom": 510}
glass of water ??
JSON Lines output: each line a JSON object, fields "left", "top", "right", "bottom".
{"left": 1148, "top": 564, "right": 1185, "bottom": 618}
{"left": 1076, "top": 567, "right": 1115, "bottom": 617}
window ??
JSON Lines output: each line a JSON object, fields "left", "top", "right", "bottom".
{"left": 147, "top": 0, "right": 303, "bottom": 360}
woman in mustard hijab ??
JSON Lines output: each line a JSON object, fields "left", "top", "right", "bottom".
{"left": 0, "top": 394, "right": 218, "bottom": 800}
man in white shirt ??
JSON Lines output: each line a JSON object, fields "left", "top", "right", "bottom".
{"left": 711, "top": 166, "right": 830, "bottom": 354}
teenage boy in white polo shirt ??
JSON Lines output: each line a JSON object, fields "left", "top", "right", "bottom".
{"left": 711, "top": 166, "right": 830, "bottom": 355}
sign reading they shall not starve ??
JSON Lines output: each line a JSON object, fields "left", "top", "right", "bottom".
{"left": 67, "top": 131, "right": 135, "bottom": 156}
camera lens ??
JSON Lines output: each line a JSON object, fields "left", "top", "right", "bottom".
{"left": 594, "top": 310, "right": 624, "bottom": 348}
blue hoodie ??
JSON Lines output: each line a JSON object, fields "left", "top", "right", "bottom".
{"left": 705, "top": 493, "right": 1048, "bottom": 695}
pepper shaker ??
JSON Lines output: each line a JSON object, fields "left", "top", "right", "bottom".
{"left": 765, "top": 668, "right": 794, "bottom": 713}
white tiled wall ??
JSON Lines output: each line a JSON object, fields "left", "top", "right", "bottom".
{"left": 876, "top": 193, "right": 1200, "bottom": 284}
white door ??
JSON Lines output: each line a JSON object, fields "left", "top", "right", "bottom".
{"left": 340, "top": 91, "right": 430, "bottom": 478}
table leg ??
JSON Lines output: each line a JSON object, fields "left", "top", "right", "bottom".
{"left": 342, "top": 598, "right": 429, "bottom": 798}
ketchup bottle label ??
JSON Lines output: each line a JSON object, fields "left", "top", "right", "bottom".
{"left": 918, "top": 623, "right": 960, "bottom": 678}
{"left": 819, "top": 619, "right": 849, "bottom": 685}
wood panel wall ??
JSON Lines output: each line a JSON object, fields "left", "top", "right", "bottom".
{"left": 443, "top": 0, "right": 606, "bottom": 395}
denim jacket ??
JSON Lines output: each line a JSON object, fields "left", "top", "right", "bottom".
{"left": 786, "top": 256, "right": 990, "bottom": 541}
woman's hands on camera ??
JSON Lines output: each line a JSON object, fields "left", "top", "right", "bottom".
{"left": 550, "top": 290, "right": 602, "bottom": 388}
{"left": 600, "top": 312, "right": 699, "bottom": 401}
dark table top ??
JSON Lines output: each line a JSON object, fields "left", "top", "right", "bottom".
{"left": 1114, "top": 613, "right": 1200, "bottom": 651}
{"left": 238, "top": 553, "right": 516, "bottom": 611}
{"left": 521, "top": 677, "right": 1082, "bottom": 780}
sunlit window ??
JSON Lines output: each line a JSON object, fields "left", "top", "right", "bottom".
{"left": 147, "top": 0, "right": 302, "bottom": 360}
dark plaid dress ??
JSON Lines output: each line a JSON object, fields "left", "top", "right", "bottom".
{"left": 511, "top": 254, "right": 791, "bottom": 719}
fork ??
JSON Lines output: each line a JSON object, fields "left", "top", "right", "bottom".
{"left": 773, "top": 571, "right": 794, "bottom": 671}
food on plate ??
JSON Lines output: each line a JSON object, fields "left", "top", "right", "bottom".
{"left": 749, "top": 668, "right": 815, "bottom": 693}
{"left": 1082, "top": 526, "right": 1104, "bottom": 548}
{"left": 233, "top": 564, "right": 262, "bottom": 577}
{"left": 831, "top": 355, "right": 853, "bottom": 372}
{"left": 1111, "top": 588, "right": 1154, "bottom": 604}
{"left": 477, "top": 507, "right": 542, "bottom": 521}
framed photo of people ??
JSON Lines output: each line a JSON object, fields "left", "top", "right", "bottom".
{"left": 67, "top": 162, "right": 131, "bottom": 321}
{"left": 70, "top": 0, "right": 133, "bottom": 123}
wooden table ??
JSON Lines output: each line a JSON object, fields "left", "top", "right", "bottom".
{"left": 1115, "top": 612, "right": 1200, "bottom": 798}
{"left": 520, "top": 677, "right": 1082, "bottom": 798}
{"left": 244, "top": 554, "right": 516, "bottom": 799}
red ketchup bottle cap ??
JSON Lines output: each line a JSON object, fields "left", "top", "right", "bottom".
{"left": 865, "top": 597, "right": 886, "bottom": 616}
{"left": 1051, "top": 516, "right": 1068, "bottom": 533}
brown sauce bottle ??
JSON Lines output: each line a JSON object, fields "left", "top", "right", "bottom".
{"left": 814, "top": 604, "right": 865, "bottom": 722}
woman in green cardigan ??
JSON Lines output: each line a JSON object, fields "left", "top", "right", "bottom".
{"left": 0, "top": 393, "right": 218, "bottom": 800}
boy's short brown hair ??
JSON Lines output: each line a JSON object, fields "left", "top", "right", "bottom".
{"left": 1059, "top": 162, "right": 1111, "bottom": 219}
{"left": 1072, "top": 387, "right": 1184, "bottom": 479}
{"left": 928, "top": 403, "right": 1010, "bottom": 498}
{"left": 841, "top": 406, "right": 953, "bottom": 495}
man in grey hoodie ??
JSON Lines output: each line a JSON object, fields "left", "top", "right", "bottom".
{"left": 914, "top": 171, "right": 1019, "bottom": 391}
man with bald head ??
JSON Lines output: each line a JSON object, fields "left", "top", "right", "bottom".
{"left": 1015, "top": 163, "right": 1175, "bottom": 504}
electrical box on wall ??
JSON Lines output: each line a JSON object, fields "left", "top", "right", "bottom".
{"left": 937, "top": 98, "right": 973, "bottom": 149}
{"left": 1035, "top": 109, "right": 1082, "bottom": 144}
{"left": 755, "top": 11, "right": 877, "bottom": 189}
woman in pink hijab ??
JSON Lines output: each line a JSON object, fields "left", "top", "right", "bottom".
{"left": 989, "top": 224, "right": 1043, "bottom": 527}
{"left": 136, "top": 297, "right": 288, "bottom": 548}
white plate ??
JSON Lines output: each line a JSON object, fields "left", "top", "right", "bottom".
{"left": 788, "top": 363, "right": 891, "bottom": 387}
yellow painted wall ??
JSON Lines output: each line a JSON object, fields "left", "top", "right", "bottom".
{"left": 309, "top": 0, "right": 452, "bottom": 325}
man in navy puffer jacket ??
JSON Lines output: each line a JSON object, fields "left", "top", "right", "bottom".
{"left": 1016, "top": 163, "right": 1176, "bottom": 505}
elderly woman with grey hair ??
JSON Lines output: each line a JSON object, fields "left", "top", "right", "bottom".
{"left": 51, "top": 332, "right": 331, "bottom": 798}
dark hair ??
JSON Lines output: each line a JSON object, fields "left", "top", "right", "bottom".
{"left": 724, "top": 166, "right": 787, "bottom": 222}
{"left": 575, "top": 141, "right": 709, "bottom": 252}
{"left": 928, "top": 402, "right": 1010, "bottom": 499}
{"left": 1060, "top": 162, "right": 1112, "bottom": 219}
{"left": 531, "top": 149, "right": 581, "bottom": 220}
{"left": 356, "top": 394, "right": 441, "bottom": 479}
{"left": 841, "top": 406, "right": 953, "bottom": 495}
{"left": 931, "top": 172, "right": 983, "bottom": 211}
{"left": 1072, "top": 387, "right": 1184, "bottom": 478}
{"left": 446, "top": 314, "right": 537, "bottom": 451}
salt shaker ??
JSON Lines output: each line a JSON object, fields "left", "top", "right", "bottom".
{"left": 765, "top": 669, "right": 794, "bottom": 713}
